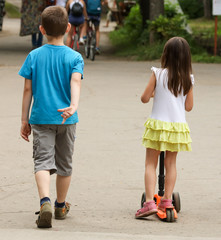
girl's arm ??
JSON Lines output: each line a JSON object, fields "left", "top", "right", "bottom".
{"left": 82, "top": 0, "right": 88, "bottom": 18}
{"left": 57, "top": 72, "right": 81, "bottom": 124}
{"left": 66, "top": 0, "right": 71, "bottom": 12}
{"left": 185, "top": 87, "right": 193, "bottom": 112}
{"left": 141, "top": 72, "right": 156, "bottom": 103}
{"left": 21, "top": 78, "right": 32, "bottom": 142}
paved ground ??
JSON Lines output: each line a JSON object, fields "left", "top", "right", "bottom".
{"left": 0, "top": 17, "right": 221, "bottom": 240}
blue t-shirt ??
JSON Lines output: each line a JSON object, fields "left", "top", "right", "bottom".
{"left": 19, "top": 44, "right": 84, "bottom": 125}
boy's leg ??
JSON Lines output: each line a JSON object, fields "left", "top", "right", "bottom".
{"left": 56, "top": 175, "right": 71, "bottom": 203}
{"left": 32, "top": 124, "right": 57, "bottom": 201}
{"left": 35, "top": 170, "right": 50, "bottom": 199}
{"left": 145, "top": 148, "right": 160, "bottom": 202}
{"left": 163, "top": 151, "right": 177, "bottom": 199}
{"left": 54, "top": 125, "right": 76, "bottom": 219}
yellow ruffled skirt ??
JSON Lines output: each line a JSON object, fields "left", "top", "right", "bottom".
{"left": 142, "top": 118, "right": 192, "bottom": 152}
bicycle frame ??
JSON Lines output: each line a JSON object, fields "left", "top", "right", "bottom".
{"left": 85, "top": 20, "right": 96, "bottom": 61}
{"left": 71, "top": 25, "right": 80, "bottom": 51}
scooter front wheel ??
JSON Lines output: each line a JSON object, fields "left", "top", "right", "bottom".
{"left": 166, "top": 208, "right": 175, "bottom": 222}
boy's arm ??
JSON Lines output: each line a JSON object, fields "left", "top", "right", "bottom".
{"left": 21, "top": 79, "right": 32, "bottom": 142}
{"left": 57, "top": 72, "right": 81, "bottom": 124}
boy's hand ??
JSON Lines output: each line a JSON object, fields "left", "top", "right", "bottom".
{"left": 20, "top": 122, "right": 31, "bottom": 142}
{"left": 57, "top": 106, "right": 76, "bottom": 124}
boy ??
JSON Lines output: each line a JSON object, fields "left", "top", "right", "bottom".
{"left": 19, "top": 6, "right": 84, "bottom": 228}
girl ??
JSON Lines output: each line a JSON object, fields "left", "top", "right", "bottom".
{"left": 66, "top": 0, "right": 87, "bottom": 47}
{"left": 135, "top": 37, "right": 194, "bottom": 218}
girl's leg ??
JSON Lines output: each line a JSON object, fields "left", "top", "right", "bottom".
{"left": 35, "top": 170, "right": 50, "bottom": 199}
{"left": 145, "top": 148, "right": 160, "bottom": 202}
{"left": 56, "top": 175, "right": 71, "bottom": 203}
{"left": 163, "top": 151, "right": 178, "bottom": 199}
{"left": 66, "top": 24, "right": 74, "bottom": 47}
{"left": 79, "top": 23, "right": 84, "bottom": 39}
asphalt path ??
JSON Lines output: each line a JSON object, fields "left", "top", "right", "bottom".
{"left": 0, "top": 17, "right": 221, "bottom": 240}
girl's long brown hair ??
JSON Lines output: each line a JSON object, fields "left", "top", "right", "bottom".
{"left": 161, "top": 37, "right": 192, "bottom": 97}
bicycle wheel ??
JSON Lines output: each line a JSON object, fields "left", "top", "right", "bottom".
{"left": 89, "top": 33, "right": 96, "bottom": 61}
{"left": 73, "top": 33, "right": 78, "bottom": 51}
{"left": 90, "top": 46, "right": 95, "bottom": 61}
{"left": 85, "top": 36, "right": 90, "bottom": 58}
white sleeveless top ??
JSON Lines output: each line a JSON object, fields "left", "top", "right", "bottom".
{"left": 70, "top": 0, "right": 83, "bottom": 9}
{"left": 150, "top": 67, "right": 194, "bottom": 123}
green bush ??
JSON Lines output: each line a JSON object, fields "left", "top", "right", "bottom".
{"left": 178, "top": 0, "right": 204, "bottom": 19}
{"left": 109, "top": 4, "right": 142, "bottom": 47}
{"left": 148, "top": 14, "right": 189, "bottom": 40}
{"left": 148, "top": 1, "right": 189, "bottom": 41}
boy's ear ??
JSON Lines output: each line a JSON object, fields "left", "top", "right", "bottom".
{"left": 39, "top": 25, "right": 46, "bottom": 35}
{"left": 66, "top": 23, "right": 71, "bottom": 33}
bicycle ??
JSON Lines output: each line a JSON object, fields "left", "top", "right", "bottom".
{"left": 70, "top": 25, "right": 80, "bottom": 51}
{"left": 85, "top": 19, "right": 96, "bottom": 61}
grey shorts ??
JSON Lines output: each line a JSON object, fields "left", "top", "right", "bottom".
{"left": 32, "top": 124, "right": 76, "bottom": 176}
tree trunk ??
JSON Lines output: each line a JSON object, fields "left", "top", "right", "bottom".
{"left": 149, "top": 0, "right": 164, "bottom": 21}
{"left": 139, "top": 0, "right": 150, "bottom": 29}
{"left": 149, "top": 0, "right": 164, "bottom": 44}
{"left": 203, "top": 0, "right": 212, "bottom": 19}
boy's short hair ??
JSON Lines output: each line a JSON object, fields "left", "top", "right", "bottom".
{"left": 41, "top": 6, "right": 68, "bottom": 37}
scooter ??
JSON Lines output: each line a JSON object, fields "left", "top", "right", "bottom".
{"left": 141, "top": 152, "right": 181, "bottom": 222}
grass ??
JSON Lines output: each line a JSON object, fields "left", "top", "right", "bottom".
{"left": 5, "top": 1, "right": 21, "bottom": 18}
{"left": 188, "top": 17, "right": 221, "bottom": 38}
{"left": 109, "top": 16, "right": 221, "bottom": 62}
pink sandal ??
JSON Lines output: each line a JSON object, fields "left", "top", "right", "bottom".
{"left": 158, "top": 199, "right": 173, "bottom": 209}
{"left": 135, "top": 200, "right": 158, "bottom": 218}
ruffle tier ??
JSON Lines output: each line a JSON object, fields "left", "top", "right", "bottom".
{"left": 142, "top": 118, "right": 192, "bottom": 152}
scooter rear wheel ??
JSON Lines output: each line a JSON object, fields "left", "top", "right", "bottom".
{"left": 141, "top": 192, "right": 146, "bottom": 208}
{"left": 172, "top": 192, "right": 181, "bottom": 213}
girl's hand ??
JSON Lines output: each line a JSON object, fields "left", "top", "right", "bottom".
{"left": 57, "top": 106, "right": 76, "bottom": 124}
{"left": 20, "top": 122, "right": 31, "bottom": 142}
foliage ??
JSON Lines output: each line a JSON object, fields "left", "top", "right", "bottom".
{"left": 109, "top": 1, "right": 221, "bottom": 62}
{"left": 148, "top": 14, "right": 189, "bottom": 40}
{"left": 109, "top": 4, "right": 142, "bottom": 46}
{"left": 5, "top": 1, "right": 21, "bottom": 18}
{"left": 178, "top": 0, "right": 204, "bottom": 19}
{"left": 148, "top": 1, "right": 190, "bottom": 41}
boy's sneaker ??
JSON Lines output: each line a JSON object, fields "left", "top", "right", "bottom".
{"left": 95, "top": 47, "right": 101, "bottom": 55}
{"left": 79, "top": 37, "right": 84, "bottom": 45}
{"left": 35, "top": 202, "right": 52, "bottom": 228}
{"left": 158, "top": 199, "right": 173, "bottom": 210}
{"left": 135, "top": 200, "right": 158, "bottom": 218}
{"left": 54, "top": 202, "right": 70, "bottom": 220}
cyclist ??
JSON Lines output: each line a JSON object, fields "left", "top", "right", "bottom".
{"left": 86, "top": 0, "right": 102, "bottom": 54}
{"left": 66, "top": 0, "right": 88, "bottom": 47}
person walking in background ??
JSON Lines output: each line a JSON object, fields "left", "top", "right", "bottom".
{"left": 66, "top": 0, "right": 87, "bottom": 47}
{"left": 19, "top": 6, "right": 84, "bottom": 228}
{"left": 135, "top": 37, "right": 194, "bottom": 219}
{"left": 104, "top": 0, "right": 118, "bottom": 27}
{"left": 20, "top": 0, "right": 45, "bottom": 49}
